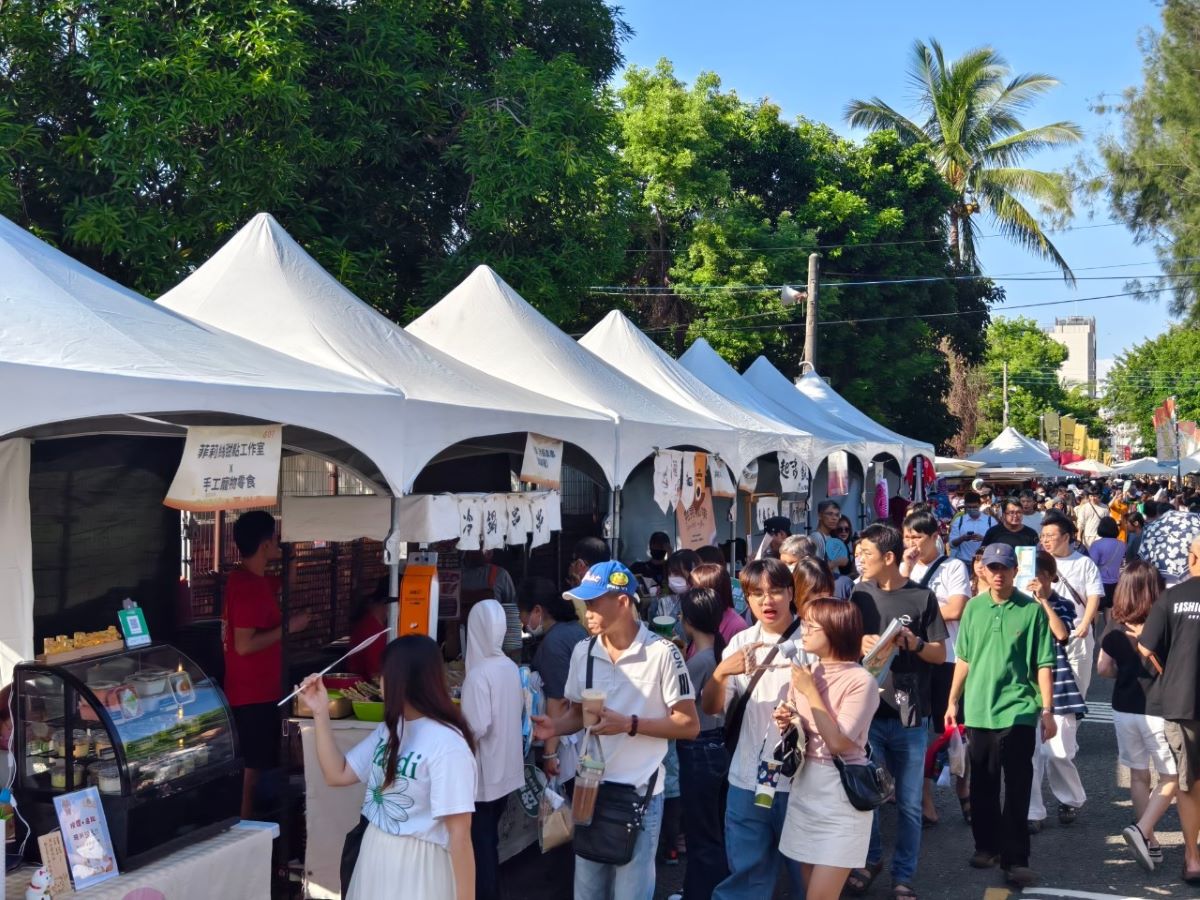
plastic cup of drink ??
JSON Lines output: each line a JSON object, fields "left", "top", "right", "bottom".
{"left": 572, "top": 755, "right": 605, "bottom": 826}
{"left": 581, "top": 688, "right": 606, "bottom": 728}
{"left": 652, "top": 615, "right": 676, "bottom": 637}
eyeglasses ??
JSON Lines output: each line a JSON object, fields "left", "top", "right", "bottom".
{"left": 747, "top": 589, "right": 792, "bottom": 601}
{"left": 803, "top": 620, "right": 824, "bottom": 633}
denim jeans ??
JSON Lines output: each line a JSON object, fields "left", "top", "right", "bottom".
{"left": 677, "top": 729, "right": 731, "bottom": 900}
{"left": 867, "top": 716, "right": 928, "bottom": 885}
{"left": 471, "top": 796, "right": 507, "bottom": 900}
{"left": 713, "top": 786, "right": 805, "bottom": 900}
{"left": 574, "top": 792, "right": 664, "bottom": 900}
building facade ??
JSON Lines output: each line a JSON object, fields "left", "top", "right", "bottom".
{"left": 1045, "top": 316, "right": 1097, "bottom": 397}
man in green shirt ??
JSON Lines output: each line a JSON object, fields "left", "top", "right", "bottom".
{"left": 946, "top": 543, "right": 1056, "bottom": 889}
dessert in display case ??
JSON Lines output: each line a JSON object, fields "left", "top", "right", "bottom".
{"left": 13, "top": 644, "right": 243, "bottom": 869}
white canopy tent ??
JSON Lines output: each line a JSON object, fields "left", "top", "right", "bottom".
{"left": 968, "top": 427, "right": 1065, "bottom": 478}
{"left": 578, "top": 311, "right": 816, "bottom": 471}
{"left": 751, "top": 362, "right": 934, "bottom": 472}
{"left": 407, "top": 266, "right": 743, "bottom": 487}
{"left": 159, "top": 214, "right": 616, "bottom": 491}
{"left": 0, "top": 214, "right": 420, "bottom": 679}
{"left": 1114, "top": 457, "right": 1172, "bottom": 476}
{"left": 1065, "top": 458, "right": 1116, "bottom": 475}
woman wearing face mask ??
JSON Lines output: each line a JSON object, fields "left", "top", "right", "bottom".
{"left": 648, "top": 549, "right": 702, "bottom": 639}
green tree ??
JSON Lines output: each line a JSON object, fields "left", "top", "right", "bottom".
{"left": 1096, "top": 0, "right": 1200, "bottom": 321}
{"left": 974, "top": 317, "right": 1100, "bottom": 445}
{"left": 1104, "top": 326, "right": 1200, "bottom": 448}
{"left": 845, "top": 39, "right": 1081, "bottom": 278}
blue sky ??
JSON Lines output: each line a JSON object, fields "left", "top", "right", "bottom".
{"left": 616, "top": 0, "right": 1174, "bottom": 379}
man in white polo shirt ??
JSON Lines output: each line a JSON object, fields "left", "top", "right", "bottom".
{"left": 532, "top": 561, "right": 699, "bottom": 900}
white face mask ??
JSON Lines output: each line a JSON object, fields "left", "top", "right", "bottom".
{"left": 526, "top": 611, "right": 545, "bottom": 638}
{"left": 667, "top": 575, "right": 689, "bottom": 595}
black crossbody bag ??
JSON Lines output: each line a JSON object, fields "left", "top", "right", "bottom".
{"left": 723, "top": 618, "right": 802, "bottom": 755}
{"left": 572, "top": 637, "right": 660, "bottom": 866}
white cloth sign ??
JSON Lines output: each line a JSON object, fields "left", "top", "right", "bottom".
{"left": 164, "top": 424, "right": 282, "bottom": 511}
{"left": 755, "top": 496, "right": 779, "bottom": 531}
{"left": 740, "top": 460, "right": 759, "bottom": 493}
{"left": 827, "top": 451, "right": 850, "bottom": 497}
{"left": 652, "top": 450, "right": 683, "bottom": 514}
{"left": 480, "top": 494, "right": 508, "bottom": 550}
{"left": 519, "top": 433, "right": 564, "bottom": 489}
{"left": 676, "top": 489, "right": 718, "bottom": 549}
{"left": 681, "top": 452, "right": 699, "bottom": 510}
{"left": 506, "top": 494, "right": 533, "bottom": 546}
{"left": 709, "top": 458, "right": 736, "bottom": 498}
{"left": 529, "top": 492, "right": 561, "bottom": 548}
{"left": 778, "top": 453, "right": 810, "bottom": 495}
{"left": 458, "top": 497, "right": 484, "bottom": 550}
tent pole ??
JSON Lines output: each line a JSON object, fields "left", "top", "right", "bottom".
{"left": 385, "top": 497, "right": 401, "bottom": 640}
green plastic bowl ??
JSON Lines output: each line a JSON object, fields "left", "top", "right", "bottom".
{"left": 352, "top": 701, "right": 384, "bottom": 722}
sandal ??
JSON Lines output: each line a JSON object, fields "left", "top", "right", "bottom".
{"left": 892, "top": 885, "right": 918, "bottom": 899}
{"left": 845, "top": 861, "right": 883, "bottom": 895}
{"left": 958, "top": 795, "right": 972, "bottom": 825}
{"left": 1182, "top": 865, "right": 1200, "bottom": 886}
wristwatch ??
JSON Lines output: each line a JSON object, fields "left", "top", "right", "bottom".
{"left": 914, "top": 637, "right": 926, "bottom": 654}
{"left": 628, "top": 715, "right": 639, "bottom": 737}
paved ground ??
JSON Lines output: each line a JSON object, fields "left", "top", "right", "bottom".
{"left": 504, "top": 674, "right": 1197, "bottom": 899}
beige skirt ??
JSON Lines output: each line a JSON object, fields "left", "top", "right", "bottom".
{"left": 347, "top": 823, "right": 456, "bottom": 900}
{"left": 778, "top": 760, "right": 873, "bottom": 868}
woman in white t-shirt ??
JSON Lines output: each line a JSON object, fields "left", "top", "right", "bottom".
{"left": 299, "top": 635, "right": 478, "bottom": 900}
{"left": 1041, "top": 511, "right": 1105, "bottom": 699}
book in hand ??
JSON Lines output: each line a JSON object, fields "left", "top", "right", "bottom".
{"left": 862, "top": 616, "right": 909, "bottom": 683}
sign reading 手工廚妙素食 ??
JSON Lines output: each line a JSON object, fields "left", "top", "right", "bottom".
{"left": 520, "top": 433, "right": 564, "bottom": 490}
{"left": 164, "top": 424, "right": 283, "bottom": 511}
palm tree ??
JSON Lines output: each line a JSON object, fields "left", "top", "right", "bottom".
{"left": 846, "top": 39, "right": 1082, "bottom": 281}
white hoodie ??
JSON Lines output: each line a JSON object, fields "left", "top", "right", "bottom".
{"left": 461, "top": 599, "right": 526, "bottom": 803}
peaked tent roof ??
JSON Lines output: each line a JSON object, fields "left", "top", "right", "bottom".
{"left": 1113, "top": 457, "right": 1172, "bottom": 476}
{"left": 0, "top": 214, "right": 411, "bottom": 492}
{"left": 679, "top": 341, "right": 867, "bottom": 470}
{"left": 578, "top": 311, "right": 815, "bottom": 472}
{"left": 407, "top": 266, "right": 741, "bottom": 486}
{"left": 158, "top": 214, "right": 616, "bottom": 491}
{"left": 751, "top": 363, "right": 933, "bottom": 470}
{"left": 968, "top": 427, "right": 1064, "bottom": 477}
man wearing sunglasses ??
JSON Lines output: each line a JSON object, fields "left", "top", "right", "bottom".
{"left": 947, "top": 543, "right": 1056, "bottom": 888}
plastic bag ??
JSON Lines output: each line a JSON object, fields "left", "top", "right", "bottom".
{"left": 947, "top": 725, "right": 967, "bottom": 778}
{"left": 539, "top": 781, "right": 574, "bottom": 853}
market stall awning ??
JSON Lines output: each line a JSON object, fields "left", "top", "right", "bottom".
{"left": 407, "top": 266, "right": 743, "bottom": 487}
{"left": 578, "top": 311, "right": 815, "bottom": 473}
{"left": 967, "top": 427, "right": 1064, "bottom": 478}
{"left": 1065, "top": 458, "right": 1115, "bottom": 475}
{"left": 158, "top": 214, "right": 616, "bottom": 491}
{"left": 935, "top": 456, "right": 985, "bottom": 476}
{"left": 1113, "top": 457, "right": 1172, "bottom": 476}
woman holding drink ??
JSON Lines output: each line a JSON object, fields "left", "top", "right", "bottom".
{"left": 775, "top": 598, "right": 879, "bottom": 900}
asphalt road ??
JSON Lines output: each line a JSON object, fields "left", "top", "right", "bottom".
{"left": 503, "top": 672, "right": 1195, "bottom": 899}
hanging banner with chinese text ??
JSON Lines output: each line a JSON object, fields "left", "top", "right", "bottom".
{"left": 520, "top": 433, "right": 564, "bottom": 489}
{"left": 458, "top": 497, "right": 484, "bottom": 550}
{"left": 826, "top": 451, "right": 850, "bottom": 497}
{"left": 164, "top": 424, "right": 282, "bottom": 511}
{"left": 1059, "top": 415, "right": 1076, "bottom": 464}
{"left": 739, "top": 460, "right": 759, "bottom": 493}
{"left": 709, "top": 458, "right": 736, "bottom": 498}
{"left": 1073, "top": 422, "right": 1087, "bottom": 460}
{"left": 778, "top": 453, "right": 810, "bottom": 495}
{"left": 754, "top": 496, "right": 779, "bottom": 531}
{"left": 1044, "top": 412, "right": 1061, "bottom": 462}
{"left": 652, "top": 450, "right": 684, "bottom": 514}
{"left": 675, "top": 489, "right": 717, "bottom": 549}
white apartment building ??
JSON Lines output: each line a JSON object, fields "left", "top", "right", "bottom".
{"left": 1045, "top": 316, "right": 1097, "bottom": 397}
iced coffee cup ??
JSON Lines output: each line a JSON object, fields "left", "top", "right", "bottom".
{"left": 581, "top": 688, "right": 606, "bottom": 728}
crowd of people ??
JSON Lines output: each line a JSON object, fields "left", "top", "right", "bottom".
{"left": 291, "top": 474, "right": 1200, "bottom": 900}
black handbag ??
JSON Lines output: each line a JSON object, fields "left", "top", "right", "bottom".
{"left": 340, "top": 815, "right": 369, "bottom": 896}
{"left": 723, "top": 618, "right": 801, "bottom": 754}
{"left": 833, "top": 745, "right": 895, "bottom": 811}
{"left": 572, "top": 772, "right": 659, "bottom": 865}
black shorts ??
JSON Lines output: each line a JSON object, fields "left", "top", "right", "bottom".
{"left": 232, "top": 702, "right": 282, "bottom": 770}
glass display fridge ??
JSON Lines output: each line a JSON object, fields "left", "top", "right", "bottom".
{"left": 13, "top": 643, "right": 243, "bottom": 869}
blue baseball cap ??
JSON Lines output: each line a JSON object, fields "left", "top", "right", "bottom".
{"left": 564, "top": 561, "right": 639, "bottom": 602}
{"left": 981, "top": 543, "right": 1017, "bottom": 569}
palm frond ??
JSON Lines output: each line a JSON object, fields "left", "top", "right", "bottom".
{"left": 974, "top": 166, "right": 1073, "bottom": 212}
{"left": 844, "top": 98, "right": 927, "bottom": 144}
{"left": 981, "top": 123, "right": 1084, "bottom": 166}
{"left": 976, "top": 181, "right": 1076, "bottom": 283}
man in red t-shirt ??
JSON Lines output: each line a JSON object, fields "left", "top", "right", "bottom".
{"left": 222, "top": 510, "right": 309, "bottom": 817}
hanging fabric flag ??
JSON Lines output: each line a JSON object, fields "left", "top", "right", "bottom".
{"left": 691, "top": 452, "right": 708, "bottom": 509}
{"left": 652, "top": 450, "right": 684, "bottom": 513}
{"left": 739, "top": 460, "right": 759, "bottom": 493}
{"left": 827, "top": 451, "right": 850, "bottom": 497}
{"left": 519, "top": 433, "right": 564, "bottom": 489}
{"left": 457, "top": 496, "right": 484, "bottom": 550}
{"left": 529, "top": 492, "right": 559, "bottom": 549}
{"left": 709, "top": 457, "right": 736, "bottom": 498}
{"left": 778, "top": 453, "right": 810, "bottom": 495}
{"left": 754, "top": 496, "right": 780, "bottom": 532}
{"left": 505, "top": 494, "right": 533, "bottom": 546}
{"left": 676, "top": 489, "right": 717, "bottom": 549}
{"left": 681, "top": 451, "right": 698, "bottom": 510}
{"left": 480, "top": 494, "right": 508, "bottom": 550}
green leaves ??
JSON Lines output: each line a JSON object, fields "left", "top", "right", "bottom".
{"left": 1104, "top": 326, "right": 1200, "bottom": 448}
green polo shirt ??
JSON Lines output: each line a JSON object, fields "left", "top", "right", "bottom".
{"left": 955, "top": 589, "right": 1055, "bottom": 730}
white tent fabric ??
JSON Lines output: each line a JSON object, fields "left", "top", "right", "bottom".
{"left": 751, "top": 362, "right": 933, "bottom": 471}
{"left": 159, "top": 214, "right": 615, "bottom": 491}
{"left": 407, "top": 266, "right": 742, "bottom": 487}
{"left": 1065, "top": 458, "right": 1115, "bottom": 475}
{"left": 0, "top": 214, "right": 415, "bottom": 490}
{"left": 968, "top": 427, "right": 1064, "bottom": 477}
{"left": 0, "top": 439, "right": 33, "bottom": 682}
{"left": 1114, "top": 457, "right": 1172, "bottom": 476}
{"left": 935, "top": 456, "right": 985, "bottom": 476}
{"left": 578, "top": 311, "right": 815, "bottom": 473}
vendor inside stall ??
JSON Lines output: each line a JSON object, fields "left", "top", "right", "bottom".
{"left": 223, "top": 510, "right": 310, "bottom": 818}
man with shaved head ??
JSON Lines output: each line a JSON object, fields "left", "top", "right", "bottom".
{"left": 1140, "top": 533, "right": 1200, "bottom": 883}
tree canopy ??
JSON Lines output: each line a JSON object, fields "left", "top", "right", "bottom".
{"left": 1104, "top": 326, "right": 1200, "bottom": 448}
{"left": 1097, "top": 0, "right": 1200, "bottom": 322}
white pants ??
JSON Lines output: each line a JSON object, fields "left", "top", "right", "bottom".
{"left": 1029, "top": 713, "right": 1087, "bottom": 820}
{"left": 1065, "top": 634, "right": 1094, "bottom": 700}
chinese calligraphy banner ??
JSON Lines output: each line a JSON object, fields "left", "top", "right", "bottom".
{"left": 709, "top": 458, "right": 736, "bottom": 498}
{"left": 164, "top": 424, "right": 282, "bottom": 511}
{"left": 675, "top": 488, "right": 717, "bottom": 549}
{"left": 652, "top": 450, "right": 684, "bottom": 513}
{"left": 519, "top": 433, "right": 564, "bottom": 489}
{"left": 778, "top": 453, "right": 810, "bottom": 495}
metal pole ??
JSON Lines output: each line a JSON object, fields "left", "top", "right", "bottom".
{"left": 1002, "top": 361, "right": 1009, "bottom": 429}
{"left": 803, "top": 252, "right": 820, "bottom": 370}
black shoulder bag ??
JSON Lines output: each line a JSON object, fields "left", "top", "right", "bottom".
{"left": 572, "top": 637, "right": 660, "bottom": 866}
{"left": 833, "top": 743, "right": 895, "bottom": 811}
{"left": 340, "top": 815, "right": 369, "bottom": 896}
{"left": 723, "top": 618, "right": 802, "bottom": 755}
{"left": 917, "top": 556, "right": 947, "bottom": 590}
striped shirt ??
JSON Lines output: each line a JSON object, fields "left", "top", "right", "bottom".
{"left": 1047, "top": 592, "right": 1087, "bottom": 718}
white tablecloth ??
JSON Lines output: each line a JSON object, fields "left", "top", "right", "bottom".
{"left": 5, "top": 823, "right": 274, "bottom": 899}
{"left": 296, "top": 718, "right": 538, "bottom": 899}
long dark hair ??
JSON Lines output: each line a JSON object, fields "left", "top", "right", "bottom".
{"left": 380, "top": 635, "right": 475, "bottom": 788}
{"left": 680, "top": 587, "right": 726, "bottom": 661}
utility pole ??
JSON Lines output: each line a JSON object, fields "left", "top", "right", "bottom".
{"left": 1002, "top": 360, "right": 1009, "bottom": 429}
{"left": 803, "top": 252, "right": 820, "bottom": 371}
